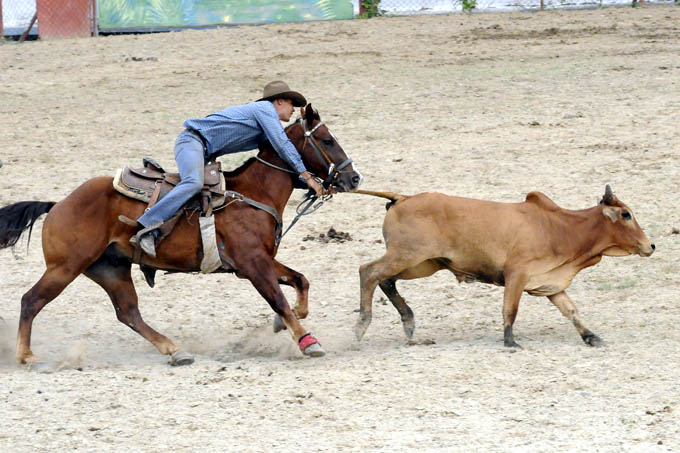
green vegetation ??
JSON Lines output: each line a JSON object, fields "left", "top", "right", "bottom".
{"left": 359, "top": 0, "right": 381, "bottom": 18}
{"left": 462, "top": 0, "right": 477, "bottom": 12}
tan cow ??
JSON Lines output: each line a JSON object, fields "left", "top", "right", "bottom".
{"left": 355, "top": 185, "right": 654, "bottom": 348}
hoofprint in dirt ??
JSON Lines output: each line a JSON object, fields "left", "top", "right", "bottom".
{"left": 1, "top": 6, "right": 679, "bottom": 452}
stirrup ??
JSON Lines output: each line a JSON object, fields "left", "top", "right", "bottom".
{"left": 131, "top": 222, "right": 162, "bottom": 263}
{"left": 138, "top": 232, "right": 158, "bottom": 258}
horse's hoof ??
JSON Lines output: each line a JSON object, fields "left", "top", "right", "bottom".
{"left": 403, "top": 323, "right": 415, "bottom": 339}
{"left": 170, "top": 349, "right": 194, "bottom": 366}
{"left": 583, "top": 333, "right": 604, "bottom": 347}
{"left": 299, "top": 334, "right": 325, "bottom": 357}
{"left": 27, "top": 361, "right": 54, "bottom": 373}
{"left": 303, "top": 342, "right": 326, "bottom": 358}
{"left": 504, "top": 340, "right": 523, "bottom": 349}
{"left": 272, "top": 315, "right": 287, "bottom": 333}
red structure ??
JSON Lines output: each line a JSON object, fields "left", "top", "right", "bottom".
{"left": 0, "top": 1, "right": 4, "bottom": 37}
{"left": 36, "top": 0, "right": 93, "bottom": 39}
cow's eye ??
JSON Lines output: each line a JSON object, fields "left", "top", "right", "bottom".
{"left": 621, "top": 211, "right": 631, "bottom": 220}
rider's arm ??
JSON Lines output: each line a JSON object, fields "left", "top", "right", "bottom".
{"left": 254, "top": 105, "right": 307, "bottom": 174}
{"left": 254, "top": 105, "right": 324, "bottom": 197}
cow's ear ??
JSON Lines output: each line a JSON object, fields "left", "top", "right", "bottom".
{"left": 602, "top": 206, "right": 620, "bottom": 223}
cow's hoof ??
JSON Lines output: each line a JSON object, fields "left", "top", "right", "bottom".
{"left": 272, "top": 315, "right": 287, "bottom": 333}
{"left": 355, "top": 314, "right": 372, "bottom": 341}
{"left": 170, "top": 349, "right": 194, "bottom": 366}
{"left": 27, "top": 361, "right": 54, "bottom": 374}
{"left": 403, "top": 326, "right": 414, "bottom": 339}
{"left": 402, "top": 319, "right": 415, "bottom": 339}
{"left": 583, "top": 333, "right": 604, "bottom": 347}
{"left": 354, "top": 323, "right": 369, "bottom": 341}
{"left": 303, "top": 342, "right": 326, "bottom": 358}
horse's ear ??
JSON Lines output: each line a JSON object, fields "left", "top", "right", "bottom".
{"left": 300, "top": 106, "right": 305, "bottom": 117}
{"left": 305, "top": 103, "right": 314, "bottom": 126}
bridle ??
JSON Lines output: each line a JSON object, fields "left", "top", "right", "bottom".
{"left": 255, "top": 118, "right": 353, "bottom": 188}
{"left": 254, "top": 117, "right": 356, "bottom": 240}
{"left": 299, "top": 119, "right": 354, "bottom": 189}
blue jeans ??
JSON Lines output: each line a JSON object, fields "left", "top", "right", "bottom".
{"left": 137, "top": 130, "right": 205, "bottom": 228}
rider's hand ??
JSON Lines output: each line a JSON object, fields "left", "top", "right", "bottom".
{"left": 301, "top": 171, "right": 323, "bottom": 198}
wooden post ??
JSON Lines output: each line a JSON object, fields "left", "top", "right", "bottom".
{"left": 19, "top": 13, "right": 38, "bottom": 42}
{"left": 90, "top": 0, "right": 98, "bottom": 36}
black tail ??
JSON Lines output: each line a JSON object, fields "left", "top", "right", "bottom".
{"left": 0, "top": 201, "right": 56, "bottom": 249}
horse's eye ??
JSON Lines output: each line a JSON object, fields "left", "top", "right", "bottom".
{"left": 322, "top": 139, "right": 334, "bottom": 146}
{"left": 621, "top": 211, "right": 631, "bottom": 220}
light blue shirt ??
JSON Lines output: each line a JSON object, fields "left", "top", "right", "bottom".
{"left": 184, "top": 101, "right": 307, "bottom": 174}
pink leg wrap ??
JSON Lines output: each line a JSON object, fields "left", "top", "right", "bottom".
{"left": 298, "top": 333, "right": 319, "bottom": 352}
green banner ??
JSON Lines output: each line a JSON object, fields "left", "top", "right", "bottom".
{"left": 98, "top": 0, "right": 354, "bottom": 30}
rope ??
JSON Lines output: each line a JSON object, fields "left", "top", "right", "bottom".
{"left": 280, "top": 187, "right": 333, "bottom": 240}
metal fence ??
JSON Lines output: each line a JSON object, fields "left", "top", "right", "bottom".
{"left": 2, "top": 0, "right": 677, "bottom": 38}
{"left": 375, "top": 0, "right": 675, "bottom": 14}
{"left": 1, "top": 0, "right": 37, "bottom": 37}
{"left": 1, "top": 0, "right": 94, "bottom": 38}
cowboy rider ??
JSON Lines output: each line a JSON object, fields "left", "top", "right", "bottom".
{"left": 133, "top": 81, "right": 324, "bottom": 257}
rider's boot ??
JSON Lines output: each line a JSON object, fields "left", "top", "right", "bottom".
{"left": 130, "top": 222, "right": 162, "bottom": 258}
{"left": 139, "top": 229, "right": 160, "bottom": 258}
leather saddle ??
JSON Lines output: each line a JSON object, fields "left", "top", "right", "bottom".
{"left": 113, "top": 157, "right": 227, "bottom": 213}
{"left": 112, "top": 157, "right": 280, "bottom": 285}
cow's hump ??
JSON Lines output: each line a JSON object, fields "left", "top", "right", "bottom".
{"left": 525, "top": 191, "right": 560, "bottom": 211}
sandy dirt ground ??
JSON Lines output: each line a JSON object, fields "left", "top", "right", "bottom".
{"left": 1, "top": 5, "right": 679, "bottom": 451}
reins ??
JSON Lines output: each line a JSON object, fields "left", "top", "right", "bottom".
{"left": 255, "top": 156, "right": 297, "bottom": 174}
{"left": 280, "top": 190, "right": 332, "bottom": 240}
{"left": 255, "top": 118, "right": 350, "bottom": 241}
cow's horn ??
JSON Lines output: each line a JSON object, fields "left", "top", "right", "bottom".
{"left": 603, "top": 184, "right": 615, "bottom": 205}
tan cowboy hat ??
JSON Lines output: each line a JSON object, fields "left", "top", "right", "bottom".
{"left": 257, "top": 80, "right": 307, "bottom": 107}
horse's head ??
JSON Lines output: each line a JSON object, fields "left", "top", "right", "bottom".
{"left": 286, "top": 104, "right": 363, "bottom": 193}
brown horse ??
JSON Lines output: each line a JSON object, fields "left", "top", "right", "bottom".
{"left": 0, "top": 105, "right": 362, "bottom": 367}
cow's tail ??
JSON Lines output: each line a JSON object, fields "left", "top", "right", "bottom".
{"left": 0, "top": 201, "right": 56, "bottom": 250}
{"left": 354, "top": 190, "right": 408, "bottom": 210}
